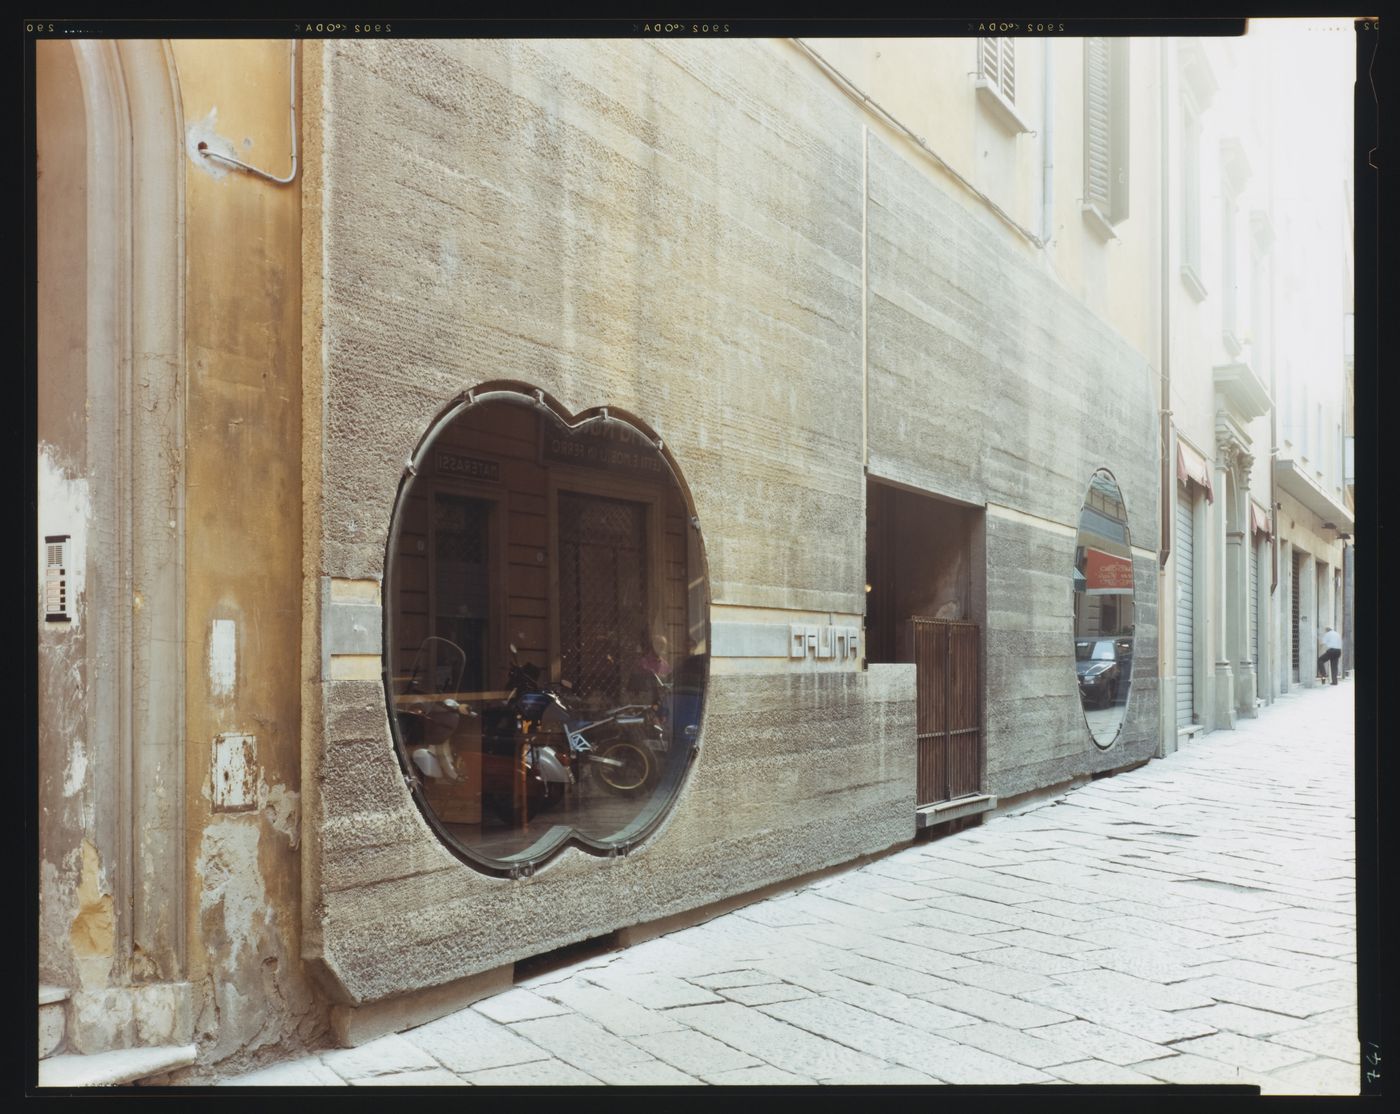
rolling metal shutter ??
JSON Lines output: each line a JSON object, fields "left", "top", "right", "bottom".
{"left": 1175, "top": 484, "right": 1195, "bottom": 730}
{"left": 1250, "top": 538, "right": 1260, "bottom": 667}
{"left": 1291, "top": 549, "right": 1301, "bottom": 681}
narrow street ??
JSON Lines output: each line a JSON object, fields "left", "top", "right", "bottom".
{"left": 227, "top": 680, "right": 1358, "bottom": 1092}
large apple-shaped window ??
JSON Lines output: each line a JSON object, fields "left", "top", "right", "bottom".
{"left": 384, "top": 389, "right": 709, "bottom": 875}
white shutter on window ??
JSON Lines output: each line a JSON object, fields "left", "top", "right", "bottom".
{"left": 1086, "top": 39, "right": 1112, "bottom": 210}
{"left": 982, "top": 37, "right": 1015, "bottom": 102}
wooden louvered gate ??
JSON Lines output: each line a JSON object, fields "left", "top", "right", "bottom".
{"left": 911, "top": 617, "right": 981, "bottom": 807}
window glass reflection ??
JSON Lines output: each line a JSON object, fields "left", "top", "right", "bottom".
{"left": 1073, "top": 470, "right": 1134, "bottom": 745}
{"left": 386, "top": 395, "right": 708, "bottom": 873}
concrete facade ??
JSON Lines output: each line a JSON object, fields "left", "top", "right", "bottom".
{"left": 302, "top": 36, "right": 1160, "bottom": 1013}
{"left": 32, "top": 27, "right": 1356, "bottom": 1081}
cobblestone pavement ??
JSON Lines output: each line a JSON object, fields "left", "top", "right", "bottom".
{"left": 226, "top": 680, "right": 1358, "bottom": 1092}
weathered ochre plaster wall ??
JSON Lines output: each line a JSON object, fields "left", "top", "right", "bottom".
{"left": 36, "top": 40, "right": 98, "bottom": 998}
{"left": 170, "top": 40, "right": 325, "bottom": 1074}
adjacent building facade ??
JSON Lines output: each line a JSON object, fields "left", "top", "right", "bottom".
{"left": 34, "top": 27, "right": 1357, "bottom": 1080}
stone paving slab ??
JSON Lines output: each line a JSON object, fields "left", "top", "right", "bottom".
{"left": 943, "top": 1021, "right": 1085, "bottom": 1069}
{"left": 919, "top": 986, "right": 1076, "bottom": 1029}
{"left": 401, "top": 1005, "right": 552, "bottom": 1074}
{"left": 1256, "top": 1055, "right": 1360, "bottom": 1094}
{"left": 1017, "top": 985, "right": 1218, "bottom": 1043}
{"left": 1269, "top": 1020, "right": 1361, "bottom": 1062}
{"left": 1047, "top": 1059, "right": 1162, "bottom": 1084}
{"left": 632, "top": 1028, "right": 762, "bottom": 1075}
{"left": 1028, "top": 1019, "right": 1177, "bottom": 1066}
{"left": 1170, "top": 1031, "right": 1317, "bottom": 1073}
{"left": 471, "top": 987, "right": 571, "bottom": 1025}
{"left": 588, "top": 971, "right": 725, "bottom": 1010}
{"left": 1172, "top": 1002, "right": 1313, "bottom": 1039}
{"left": 221, "top": 1058, "right": 348, "bottom": 1086}
{"left": 718, "top": 982, "right": 814, "bottom": 1007}
{"left": 508, "top": 1014, "right": 656, "bottom": 1076}
{"left": 663, "top": 1002, "right": 890, "bottom": 1080}
{"left": 462, "top": 1059, "right": 601, "bottom": 1085}
{"left": 321, "top": 1034, "right": 442, "bottom": 1083}
{"left": 831, "top": 957, "right": 959, "bottom": 996}
{"left": 827, "top": 981, "right": 980, "bottom": 1033}
{"left": 938, "top": 957, "right": 1061, "bottom": 995}
{"left": 350, "top": 1067, "right": 463, "bottom": 1085}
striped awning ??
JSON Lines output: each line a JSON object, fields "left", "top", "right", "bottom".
{"left": 1251, "top": 498, "right": 1274, "bottom": 537}
{"left": 1176, "top": 439, "right": 1215, "bottom": 503}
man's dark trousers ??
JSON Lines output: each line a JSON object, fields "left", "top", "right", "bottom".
{"left": 1318, "top": 648, "right": 1341, "bottom": 684}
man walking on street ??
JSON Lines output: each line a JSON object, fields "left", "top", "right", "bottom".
{"left": 1317, "top": 626, "right": 1343, "bottom": 684}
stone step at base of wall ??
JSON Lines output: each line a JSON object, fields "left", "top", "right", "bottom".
{"left": 37, "top": 1045, "right": 197, "bottom": 1088}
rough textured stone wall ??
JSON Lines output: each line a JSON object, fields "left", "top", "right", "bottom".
{"left": 310, "top": 38, "right": 908, "bottom": 1006}
{"left": 985, "top": 517, "right": 1159, "bottom": 796}
{"left": 866, "top": 134, "right": 1160, "bottom": 795}
{"left": 309, "top": 37, "right": 1160, "bottom": 1005}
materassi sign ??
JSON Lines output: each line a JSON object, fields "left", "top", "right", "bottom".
{"left": 434, "top": 450, "right": 500, "bottom": 482}
{"left": 542, "top": 418, "right": 667, "bottom": 478}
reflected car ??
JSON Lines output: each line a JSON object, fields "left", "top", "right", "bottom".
{"left": 1075, "top": 638, "right": 1123, "bottom": 708}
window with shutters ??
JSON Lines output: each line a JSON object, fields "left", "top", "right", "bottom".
{"left": 1082, "top": 37, "right": 1130, "bottom": 238}
{"left": 1222, "top": 179, "right": 1239, "bottom": 349}
{"left": 1180, "top": 96, "right": 1207, "bottom": 300}
{"left": 976, "top": 37, "right": 1031, "bottom": 134}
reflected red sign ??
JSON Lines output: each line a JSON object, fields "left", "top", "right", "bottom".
{"left": 1084, "top": 547, "right": 1133, "bottom": 591}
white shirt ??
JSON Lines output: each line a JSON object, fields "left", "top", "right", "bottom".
{"left": 1323, "top": 629, "right": 1342, "bottom": 651}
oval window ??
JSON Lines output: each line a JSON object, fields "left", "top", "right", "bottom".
{"left": 384, "top": 390, "right": 709, "bottom": 874}
{"left": 1072, "top": 469, "right": 1134, "bottom": 747}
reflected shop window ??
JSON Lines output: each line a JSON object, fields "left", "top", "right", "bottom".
{"left": 384, "top": 391, "right": 709, "bottom": 875}
{"left": 1072, "top": 469, "right": 1135, "bottom": 747}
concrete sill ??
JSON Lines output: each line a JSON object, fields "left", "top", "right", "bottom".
{"left": 38, "top": 1045, "right": 197, "bottom": 1088}
{"left": 1081, "top": 202, "right": 1119, "bottom": 242}
{"left": 916, "top": 793, "right": 997, "bottom": 829}
{"left": 974, "top": 80, "right": 1033, "bottom": 135}
{"left": 1178, "top": 724, "right": 1204, "bottom": 741}
{"left": 38, "top": 985, "right": 68, "bottom": 1007}
{"left": 1181, "top": 264, "right": 1209, "bottom": 303}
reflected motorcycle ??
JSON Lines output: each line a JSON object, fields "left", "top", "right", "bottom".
{"left": 487, "top": 652, "right": 663, "bottom": 806}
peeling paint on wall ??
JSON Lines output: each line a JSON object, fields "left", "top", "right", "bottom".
{"left": 260, "top": 783, "right": 301, "bottom": 849}
{"left": 62, "top": 734, "right": 88, "bottom": 798}
{"left": 195, "top": 816, "right": 295, "bottom": 1061}
{"left": 37, "top": 442, "right": 89, "bottom": 631}
{"left": 69, "top": 839, "right": 114, "bottom": 990}
{"left": 186, "top": 106, "right": 237, "bottom": 180}
{"left": 209, "top": 618, "right": 237, "bottom": 697}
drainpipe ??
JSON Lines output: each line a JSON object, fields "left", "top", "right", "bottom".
{"left": 1042, "top": 41, "right": 1055, "bottom": 244}
{"left": 1159, "top": 37, "right": 1173, "bottom": 573}
{"left": 1268, "top": 75, "right": 1279, "bottom": 595}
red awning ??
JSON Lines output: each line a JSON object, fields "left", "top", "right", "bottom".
{"left": 1177, "top": 439, "right": 1215, "bottom": 503}
{"left": 1251, "top": 499, "right": 1273, "bottom": 537}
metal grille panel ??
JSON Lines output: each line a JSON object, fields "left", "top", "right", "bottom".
{"left": 558, "top": 492, "right": 648, "bottom": 707}
{"left": 911, "top": 617, "right": 981, "bottom": 807}
{"left": 1291, "top": 549, "right": 1301, "bottom": 676}
{"left": 1175, "top": 484, "right": 1195, "bottom": 729}
{"left": 1251, "top": 538, "right": 1260, "bottom": 667}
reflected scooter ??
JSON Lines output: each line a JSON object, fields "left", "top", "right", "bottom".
{"left": 487, "top": 647, "right": 662, "bottom": 808}
{"left": 397, "top": 639, "right": 681, "bottom": 825}
{"left": 394, "top": 636, "right": 475, "bottom": 789}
